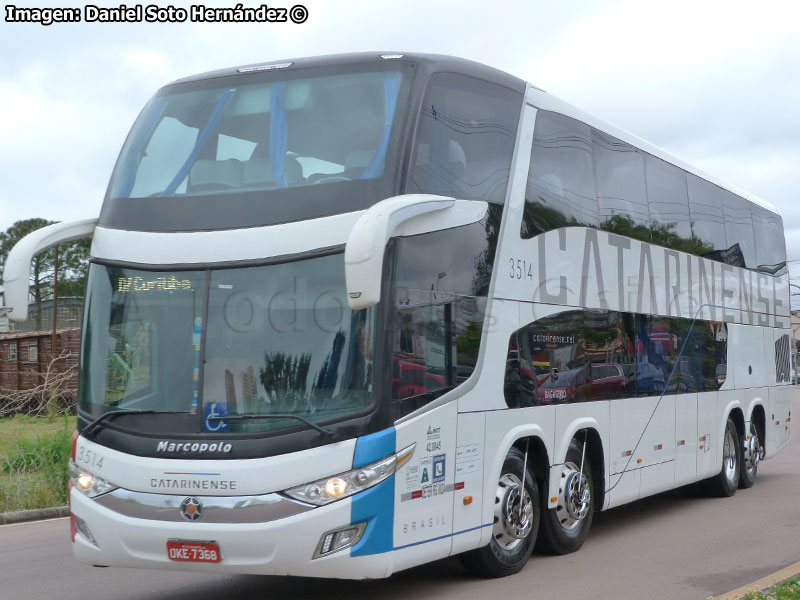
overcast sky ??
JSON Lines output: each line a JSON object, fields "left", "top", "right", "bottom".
{"left": 2, "top": 0, "right": 799, "bottom": 291}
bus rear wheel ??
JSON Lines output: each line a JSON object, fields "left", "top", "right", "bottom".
{"left": 459, "top": 447, "right": 539, "bottom": 577}
{"left": 704, "top": 418, "right": 741, "bottom": 497}
{"left": 739, "top": 421, "right": 762, "bottom": 489}
{"left": 537, "top": 439, "right": 594, "bottom": 555}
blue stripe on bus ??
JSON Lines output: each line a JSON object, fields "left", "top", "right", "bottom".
{"left": 352, "top": 428, "right": 395, "bottom": 469}
{"left": 349, "top": 429, "right": 396, "bottom": 556}
{"left": 350, "top": 476, "right": 394, "bottom": 557}
{"left": 392, "top": 523, "right": 493, "bottom": 551}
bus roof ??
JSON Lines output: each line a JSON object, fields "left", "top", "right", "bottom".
{"left": 167, "top": 51, "right": 527, "bottom": 95}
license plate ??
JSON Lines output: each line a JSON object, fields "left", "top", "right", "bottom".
{"left": 166, "top": 540, "right": 221, "bottom": 563}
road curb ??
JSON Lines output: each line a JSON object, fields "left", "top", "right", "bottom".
{"left": 0, "top": 506, "right": 69, "bottom": 525}
{"left": 711, "top": 561, "right": 800, "bottom": 599}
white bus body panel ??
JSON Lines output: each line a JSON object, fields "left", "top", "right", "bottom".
{"left": 696, "top": 391, "right": 719, "bottom": 479}
{"left": 674, "top": 393, "right": 698, "bottom": 486}
{"left": 392, "top": 401, "right": 458, "bottom": 567}
{"left": 450, "top": 411, "right": 486, "bottom": 555}
{"left": 91, "top": 199, "right": 487, "bottom": 266}
{"left": 494, "top": 228, "right": 789, "bottom": 329}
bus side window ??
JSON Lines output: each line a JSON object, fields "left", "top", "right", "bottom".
{"left": 517, "top": 310, "right": 585, "bottom": 405}
{"left": 584, "top": 310, "right": 633, "bottom": 401}
{"left": 752, "top": 207, "right": 787, "bottom": 275}
{"left": 504, "top": 329, "right": 538, "bottom": 408}
{"left": 407, "top": 73, "right": 521, "bottom": 204}
{"left": 686, "top": 174, "right": 728, "bottom": 262}
{"left": 644, "top": 155, "right": 693, "bottom": 253}
{"left": 593, "top": 129, "right": 650, "bottom": 244}
{"left": 391, "top": 225, "right": 492, "bottom": 418}
{"left": 720, "top": 190, "right": 756, "bottom": 269}
{"left": 522, "top": 111, "right": 599, "bottom": 238}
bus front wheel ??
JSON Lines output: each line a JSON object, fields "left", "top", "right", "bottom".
{"left": 537, "top": 438, "right": 594, "bottom": 555}
{"left": 459, "top": 446, "right": 539, "bottom": 577}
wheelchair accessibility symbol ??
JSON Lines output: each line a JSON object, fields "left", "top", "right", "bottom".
{"left": 433, "top": 454, "right": 445, "bottom": 483}
{"left": 204, "top": 402, "right": 229, "bottom": 432}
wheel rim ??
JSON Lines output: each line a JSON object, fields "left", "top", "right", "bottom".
{"left": 743, "top": 424, "right": 760, "bottom": 477}
{"left": 554, "top": 462, "right": 590, "bottom": 531}
{"left": 723, "top": 426, "right": 738, "bottom": 486}
{"left": 492, "top": 473, "right": 534, "bottom": 550}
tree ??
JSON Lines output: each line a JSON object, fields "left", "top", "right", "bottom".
{"left": 259, "top": 351, "right": 312, "bottom": 413}
{"left": 0, "top": 219, "right": 91, "bottom": 329}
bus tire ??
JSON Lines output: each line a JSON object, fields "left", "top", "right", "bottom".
{"left": 703, "top": 418, "right": 741, "bottom": 497}
{"left": 459, "top": 447, "right": 539, "bottom": 577}
{"left": 537, "top": 438, "right": 593, "bottom": 555}
{"left": 739, "top": 421, "right": 761, "bottom": 489}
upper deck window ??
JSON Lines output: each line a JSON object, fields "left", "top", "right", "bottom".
{"left": 407, "top": 73, "right": 522, "bottom": 204}
{"left": 521, "top": 111, "right": 599, "bottom": 237}
{"left": 102, "top": 64, "right": 410, "bottom": 231}
{"left": 111, "top": 70, "right": 402, "bottom": 199}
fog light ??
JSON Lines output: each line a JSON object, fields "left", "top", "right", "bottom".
{"left": 73, "top": 514, "right": 97, "bottom": 546}
{"left": 313, "top": 523, "right": 367, "bottom": 558}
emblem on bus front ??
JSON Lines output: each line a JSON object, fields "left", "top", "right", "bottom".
{"left": 180, "top": 497, "right": 203, "bottom": 521}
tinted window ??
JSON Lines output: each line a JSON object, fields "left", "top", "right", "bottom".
{"left": 111, "top": 71, "right": 403, "bottom": 199}
{"left": 505, "top": 310, "right": 727, "bottom": 406}
{"left": 526, "top": 310, "right": 586, "bottom": 405}
{"left": 392, "top": 215, "right": 498, "bottom": 417}
{"left": 408, "top": 73, "right": 522, "bottom": 204}
{"left": 584, "top": 310, "right": 636, "bottom": 399}
{"left": 101, "top": 63, "right": 414, "bottom": 232}
{"left": 635, "top": 315, "right": 681, "bottom": 395}
{"left": 752, "top": 206, "right": 787, "bottom": 275}
{"left": 645, "top": 155, "right": 693, "bottom": 253}
{"left": 682, "top": 320, "right": 728, "bottom": 391}
{"left": 721, "top": 191, "right": 756, "bottom": 268}
{"left": 687, "top": 175, "right": 728, "bottom": 261}
{"left": 521, "top": 111, "right": 599, "bottom": 238}
{"left": 504, "top": 331, "right": 537, "bottom": 408}
{"left": 593, "top": 129, "right": 650, "bottom": 243}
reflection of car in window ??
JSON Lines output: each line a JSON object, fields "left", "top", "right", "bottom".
{"left": 538, "top": 366, "right": 590, "bottom": 404}
{"left": 590, "top": 363, "right": 625, "bottom": 398}
{"left": 393, "top": 358, "right": 446, "bottom": 399}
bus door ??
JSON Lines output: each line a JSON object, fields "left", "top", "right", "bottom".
{"left": 392, "top": 297, "right": 460, "bottom": 562}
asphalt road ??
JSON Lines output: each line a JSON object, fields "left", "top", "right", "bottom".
{"left": 2, "top": 394, "right": 799, "bottom": 600}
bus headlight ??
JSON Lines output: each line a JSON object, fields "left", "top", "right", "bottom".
{"left": 69, "top": 461, "right": 117, "bottom": 498}
{"left": 283, "top": 443, "right": 415, "bottom": 506}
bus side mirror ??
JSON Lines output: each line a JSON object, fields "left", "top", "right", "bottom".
{"left": 344, "top": 194, "right": 455, "bottom": 310}
{"left": 2, "top": 218, "right": 98, "bottom": 321}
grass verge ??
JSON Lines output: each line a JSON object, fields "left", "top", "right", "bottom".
{"left": 742, "top": 578, "right": 800, "bottom": 600}
{"left": 0, "top": 415, "right": 76, "bottom": 513}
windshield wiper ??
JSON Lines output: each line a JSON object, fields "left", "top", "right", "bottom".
{"left": 208, "top": 413, "right": 335, "bottom": 438}
{"left": 81, "top": 409, "right": 189, "bottom": 439}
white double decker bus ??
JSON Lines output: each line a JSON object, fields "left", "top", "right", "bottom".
{"left": 3, "top": 52, "right": 792, "bottom": 578}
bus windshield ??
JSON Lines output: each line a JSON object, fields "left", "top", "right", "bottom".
{"left": 110, "top": 69, "right": 403, "bottom": 199}
{"left": 79, "top": 253, "right": 377, "bottom": 435}
{"left": 101, "top": 65, "right": 409, "bottom": 231}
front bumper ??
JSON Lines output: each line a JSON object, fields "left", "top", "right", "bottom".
{"left": 70, "top": 488, "right": 393, "bottom": 579}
